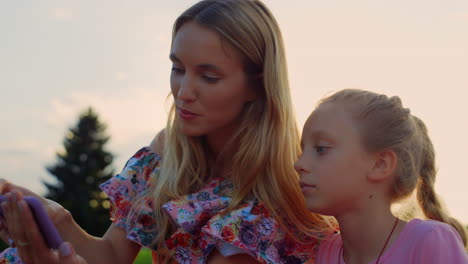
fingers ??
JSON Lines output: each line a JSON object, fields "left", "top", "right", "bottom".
{"left": 0, "top": 179, "right": 38, "bottom": 197}
{"left": 6, "top": 193, "right": 33, "bottom": 263}
{"left": 0, "top": 218, "right": 11, "bottom": 242}
{"left": 58, "top": 242, "right": 89, "bottom": 264}
{"left": 4, "top": 191, "right": 50, "bottom": 263}
{"left": 0, "top": 179, "right": 12, "bottom": 195}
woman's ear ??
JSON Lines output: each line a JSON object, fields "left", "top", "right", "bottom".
{"left": 367, "top": 150, "right": 398, "bottom": 182}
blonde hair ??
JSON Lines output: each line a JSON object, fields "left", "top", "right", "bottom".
{"left": 126, "top": 0, "right": 332, "bottom": 261}
{"left": 320, "top": 88, "right": 467, "bottom": 246}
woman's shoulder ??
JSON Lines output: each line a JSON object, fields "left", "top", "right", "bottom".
{"left": 97, "top": 142, "right": 164, "bottom": 248}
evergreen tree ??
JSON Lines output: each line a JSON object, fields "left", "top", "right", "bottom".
{"left": 44, "top": 107, "right": 114, "bottom": 236}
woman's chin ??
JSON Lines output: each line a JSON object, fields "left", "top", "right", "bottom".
{"left": 180, "top": 126, "right": 205, "bottom": 137}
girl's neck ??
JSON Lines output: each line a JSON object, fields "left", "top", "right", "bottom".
{"left": 335, "top": 203, "right": 406, "bottom": 264}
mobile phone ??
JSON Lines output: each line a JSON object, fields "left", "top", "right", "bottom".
{"left": 0, "top": 195, "right": 63, "bottom": 249}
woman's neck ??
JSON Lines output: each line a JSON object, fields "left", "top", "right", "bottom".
{"left": 335, "top": 201, "right": 405, "bottom": 264}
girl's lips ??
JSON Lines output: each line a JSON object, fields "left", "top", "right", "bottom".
{"left": 178, "top": 108, "right": 199, "bottom": 120}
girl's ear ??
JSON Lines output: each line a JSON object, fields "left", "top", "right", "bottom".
{"left": 367, "top": 150, "right": 398, "bottom": 182}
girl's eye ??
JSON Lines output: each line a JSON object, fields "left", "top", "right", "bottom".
{"left": 171, "top": 66, "right": 184, "bottom": 74}
{"left": 315, "top": 146, "right": 329, "bottom": 155}
{"left": 202, "top": 75, "right": 220, "bottom": 83}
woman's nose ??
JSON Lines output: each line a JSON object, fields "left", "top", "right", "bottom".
{"left": 177, "top": 75, "right": 196, "bottom": 102}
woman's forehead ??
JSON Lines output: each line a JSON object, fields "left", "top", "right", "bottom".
{"left": 171, "top": 22, "right": 242, "bottom": 67}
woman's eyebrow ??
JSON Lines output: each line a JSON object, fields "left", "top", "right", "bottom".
{"left": 197, "top": 64, "right": 224, "bottom": 73}
{"left": 169, "top": 53, "right": 223, "bottom": 72}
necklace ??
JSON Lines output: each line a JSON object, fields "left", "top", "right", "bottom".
{"left": 337, "top": 217, "right": 399, "bottom": 264}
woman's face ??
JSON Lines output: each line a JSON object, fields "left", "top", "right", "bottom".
{"left": 170, "top": 21, "right": 255, "bottom": 146}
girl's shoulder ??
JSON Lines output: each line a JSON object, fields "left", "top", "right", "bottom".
{"left": 382, "top": 218, "right": 468, "bottom": 263}
{"left": 404, "top": 218, "right": 463, "bottom": 240}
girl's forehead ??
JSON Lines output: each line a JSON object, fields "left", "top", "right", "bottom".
{"left": 303, "top": 102, "right": 359, "bottom": 139}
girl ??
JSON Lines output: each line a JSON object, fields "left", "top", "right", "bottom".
{"left": 0, "top": 1, "right": 332, "bottom": 263}
{"left": 295, "top": 88, "right": 468, "bottom": 263}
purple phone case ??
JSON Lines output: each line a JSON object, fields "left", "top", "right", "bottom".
{"left": 0, "top": 195, "right": 63, "bottom": 249}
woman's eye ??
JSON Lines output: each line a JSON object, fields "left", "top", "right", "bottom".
{"left": 202, "top": 75, "right": 220, "bottom": 83}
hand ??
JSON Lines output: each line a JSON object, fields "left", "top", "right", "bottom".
{"left": 0, "top": 179, "right": 68, "bottom": 242}
{"left": 0, "top": 179, "right": 66, "bottom": 223}
{"left": 57, "top": 242, "right": 89, "bottom": 264}
{"left": 0, "top": 189, "right": 75, "bottom": 264}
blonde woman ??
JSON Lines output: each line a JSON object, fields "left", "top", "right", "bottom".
{"left": 0, "top": 1, "right": 332, "bottom": 263}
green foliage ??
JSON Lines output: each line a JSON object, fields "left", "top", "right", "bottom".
{"left": 43, "top": 107, "right": 114, "bottom": 236}
{"left": 133, "top": 248, "right": 153, "bottom": 264}
{"left": 0, "top": 240, "right": 8, "bottom": 252}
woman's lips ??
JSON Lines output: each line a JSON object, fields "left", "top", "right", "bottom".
{"left": 299, "top": 182, "right": 317, "bottom": 193}
{"left": 178, "top": 108, "right": 199, "bottom": 120}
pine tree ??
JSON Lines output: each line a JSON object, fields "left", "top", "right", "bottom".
{"left": 44, "top": 107, "right": 114, "bottom": 236}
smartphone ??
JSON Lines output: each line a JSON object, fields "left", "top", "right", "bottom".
{"left": 0, "top": 195, "right": 63, "bottom": 249}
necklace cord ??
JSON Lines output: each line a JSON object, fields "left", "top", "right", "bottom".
{"left": 338, "top": 217, "right": 399, "bottom": 264}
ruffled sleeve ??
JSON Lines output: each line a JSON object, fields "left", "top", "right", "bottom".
{"left": 162, "top": 178, "right": 325, "bottom": 264}
{"left": 99, "top": 146, "right": 161, "bottom": 248}
{"left": 0, "top": 247, "right": 21, "bottom": 264}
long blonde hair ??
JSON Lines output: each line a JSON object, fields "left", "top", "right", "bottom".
{"left": 320, "top": 88, "right": 467, "bottom": 247}
{"left": 140, "top": 0, "right": 331, "bottom": 259}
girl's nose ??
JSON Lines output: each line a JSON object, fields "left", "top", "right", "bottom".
{"left": 294, "top": 157, "right": 309, "bottom": 174}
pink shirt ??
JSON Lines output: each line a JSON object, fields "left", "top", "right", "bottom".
{"left": 316, "top": 218, "right": 468, "bottom": 264}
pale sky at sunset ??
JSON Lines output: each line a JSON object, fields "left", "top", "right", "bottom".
{"left": 1, "top": 0, "right": 467, "bottom": 223}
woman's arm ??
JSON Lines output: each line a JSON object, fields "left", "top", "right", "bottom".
{"left": 0, "top": 132, "right": 167, "bottom": 264}
{"left": 2, "top": 189, "right": 141, "bottom": 264}
{"left": 54, "top": 130, "right": 167, "bottom": 262}
{"left": 56, "top": 211, "right": 141, "bottom": 264}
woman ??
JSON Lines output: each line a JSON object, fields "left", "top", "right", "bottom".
{"left": 0, "top": 1, "right": 332, "bottom": 263}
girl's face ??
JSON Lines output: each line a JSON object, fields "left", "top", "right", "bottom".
{"left": 170, "top": 21, "right": 255, "bottom": 144}
{"left": 295, "top": 102, "right": 376, "bottom": 216}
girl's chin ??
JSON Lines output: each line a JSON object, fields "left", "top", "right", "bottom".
{"left": 305, "top": 202, "right": 332, "bottom": 216}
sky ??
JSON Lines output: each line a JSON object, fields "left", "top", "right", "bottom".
{"left": 1, "top": 0, "right": 467, "bottom": 223}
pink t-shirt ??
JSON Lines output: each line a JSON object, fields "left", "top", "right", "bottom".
{"left": 316, "top": 218, "right": 468, "bottom": 264}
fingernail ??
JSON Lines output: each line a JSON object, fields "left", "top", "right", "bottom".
{"left": 12, "top": 192, "right": 18, "bottom": 202}
{"left": 59, "top": 242, "right": 72, "bottom": 257}
{"left": 18, "top": 200, "right": 27, "bottom": 213}
{"left": 5, "top": 193, "right": 12, "bottom": 202}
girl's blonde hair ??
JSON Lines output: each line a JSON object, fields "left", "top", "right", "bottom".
{"left": 128, "top": 0, "right": 331, "bottom": 261}
{"left": 320, "top": 88, "right": 467, "bottom": 246}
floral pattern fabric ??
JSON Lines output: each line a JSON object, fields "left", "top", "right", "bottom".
{"left": 0, "top": 147, "right": 326, "bottom": 264}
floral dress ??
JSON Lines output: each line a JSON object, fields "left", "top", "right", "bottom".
{"left": 0, "top": 147, "right": 328, "bottom": 264}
